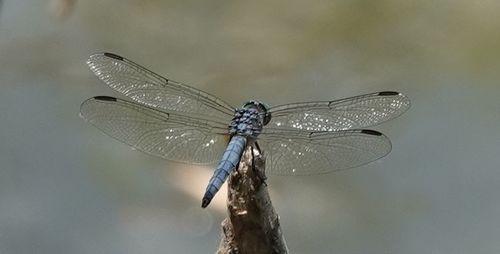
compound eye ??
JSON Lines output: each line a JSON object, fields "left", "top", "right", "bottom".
{"left": 263, "top": 113, "right": 272, "bottom": 125}
{"left": 243, "top": 101, "right": 255, "bottom": 108}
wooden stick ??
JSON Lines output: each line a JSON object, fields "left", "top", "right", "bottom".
{"left": 216, "top": 144, "right": 288, "bottom": 254}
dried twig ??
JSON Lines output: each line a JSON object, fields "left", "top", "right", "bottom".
{"left": 216, "top": 144, "right": 288, "bottom": 254}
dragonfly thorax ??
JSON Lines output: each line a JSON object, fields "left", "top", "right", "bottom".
{"left": 229, "top": 101, "right": 271, "bottom": 137}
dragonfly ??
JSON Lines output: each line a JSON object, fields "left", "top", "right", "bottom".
{"left": 80, "top": 53, "right": 410, "bottom": 208}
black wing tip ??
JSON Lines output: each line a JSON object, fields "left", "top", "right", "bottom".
{"left": 378, "top": 91, "right": 400, "bottom": 96}
{"left": 361, "top": 129, "right": 383, "bottom": 136}
{"left": 93, "top": 96, "right": 117, "bottom": 102}
{"left": 103, "top": 52, "right": 124, "bottom": 61}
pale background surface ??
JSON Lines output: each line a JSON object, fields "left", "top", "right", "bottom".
{"left": 1, "top": 1, "right": 500, "bottom": 253}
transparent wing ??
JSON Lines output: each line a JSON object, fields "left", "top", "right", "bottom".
{"left": 87, "top": 52, "right": 235, "bottom": 121}
{"left": 267, "top": 91, "right": 410, "bottom": 131}
{"left": 80, "top": 96, "right": 230, "bottom": 164}
{"left": 258, "top": 128, "right": 392, "bottom": 175}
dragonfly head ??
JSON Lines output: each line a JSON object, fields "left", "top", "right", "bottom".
{"left": 242, "top": 100, "right": 272, "bottom": 125}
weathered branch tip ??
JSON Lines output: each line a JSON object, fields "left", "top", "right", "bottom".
{"left": 216, "top": 144, "right": 288, "bottom": 254}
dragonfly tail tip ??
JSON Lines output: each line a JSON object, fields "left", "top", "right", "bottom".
{"left": 201, "top": 197, "right": 211, "bottom": 208}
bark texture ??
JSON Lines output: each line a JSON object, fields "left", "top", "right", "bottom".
{"left": 216, "top": 144, "right": 288, "bottom": 254}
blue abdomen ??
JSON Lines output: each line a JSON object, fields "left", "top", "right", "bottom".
{"left": 201, "top": 135, "right": 247, "bottom": 208}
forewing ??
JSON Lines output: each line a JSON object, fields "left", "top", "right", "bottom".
{"left": 267, "top": 91, "right": 410, "bottom": 131}
{"left": 80, "top": 96, "right": 229, "bottom": 164}
{"left": 258, "top": 128, "right": 392, "bottom": 175}
{"left": 87, "top": 53, "right": 235, "bottom": 120}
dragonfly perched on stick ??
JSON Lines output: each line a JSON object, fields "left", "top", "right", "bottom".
{"left": 80, "top": 53, "right": 410, "bottom": 208}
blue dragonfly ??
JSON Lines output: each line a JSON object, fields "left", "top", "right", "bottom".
{"left": 80, "top": 53, "right": 410, "bottom": 208}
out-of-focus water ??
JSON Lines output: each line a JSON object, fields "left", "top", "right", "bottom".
{"left": 1, "top": 1, "right": 500, "bottom": 253}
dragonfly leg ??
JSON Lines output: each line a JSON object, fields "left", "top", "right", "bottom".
{"left": 254, "top": 141, "right": 262, "bottom": 154}
{"left": 251, "top": 143, "right": 267, "bottom": 186}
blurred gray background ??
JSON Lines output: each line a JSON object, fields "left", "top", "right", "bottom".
{"left": 1, "top": 0, "right": 500, "bottom": 253}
